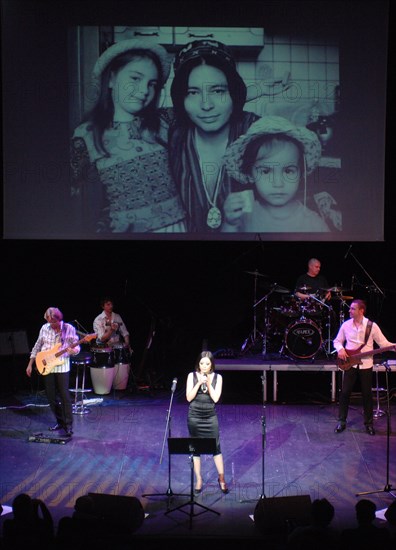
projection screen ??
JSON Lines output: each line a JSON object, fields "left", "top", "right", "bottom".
{"left": 2, "top": 1, "right": 389, "bottom": 241}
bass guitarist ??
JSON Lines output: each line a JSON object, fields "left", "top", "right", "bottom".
{"left": 26, "top": 307, "right": 80, "bottom": 437}
{"left": 334, "top": 299, "right": 396, "bottom": 436}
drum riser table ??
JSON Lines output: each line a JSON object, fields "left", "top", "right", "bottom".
{"left": 216, "top": 360, "right": 394, "bottom": 403}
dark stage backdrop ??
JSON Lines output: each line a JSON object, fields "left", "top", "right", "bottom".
{"left": 1, "top": 1, "right": 395, "bottom": 389}
{"left": 2, "top": 0, "right": 390, "bottom": 241}
{"left": 2, "top": 239, "right": 396, "bottom": 386}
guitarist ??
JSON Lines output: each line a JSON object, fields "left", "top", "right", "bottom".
{"left": 26, "top": 307, "right": 80, "bottom": 437}
{"left": 334, "top": 299, "right": 395, "bottom": 436}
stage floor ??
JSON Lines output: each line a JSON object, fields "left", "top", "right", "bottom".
{"left": 1, "top": 384, "right": 396, "bottom": 548}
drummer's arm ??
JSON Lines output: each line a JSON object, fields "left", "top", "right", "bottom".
{"left": 295, "top": 291, "right": 309, "bottom": 300}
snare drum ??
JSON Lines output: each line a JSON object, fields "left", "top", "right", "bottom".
{"left": 285, "top": 319, "right": 322, "bottom": 359}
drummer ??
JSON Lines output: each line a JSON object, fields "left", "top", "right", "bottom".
{"left": 294, "top": 258, "right": 331, "bottom": 303}
{"left": 93, "top": 297, "right": 132, "bottom": 353}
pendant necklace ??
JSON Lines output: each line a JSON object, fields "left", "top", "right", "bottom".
{"left": 204, "top": 169, "right": 223, "bottom": 229}
{"left": 194, "top": 130, "right": 227, "bottom": 229}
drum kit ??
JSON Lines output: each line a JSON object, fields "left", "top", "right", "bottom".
{"left": 241, "top": 271, "right": 354, "bottom": 360}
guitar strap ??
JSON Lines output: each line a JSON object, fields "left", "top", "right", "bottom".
{"left": 355, "top": 320, "right": 373, "bottom": 353}
{"left": 60, "top": 321, "right": 67, "bottom": 346}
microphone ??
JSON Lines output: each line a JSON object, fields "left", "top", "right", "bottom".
{"left": 171, "top": 378, "right": 178, "bottom": 392}
{"left": 201, "top": 376, "right": 208, "bottom": 393}
{"left": 344, "top": 245, "right": 352, "bottom": 259}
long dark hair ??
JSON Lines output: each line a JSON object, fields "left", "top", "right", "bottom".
{"left": 170, "top": 54, "right": 247, "bottom": 128}
{"left": 83, "top": 50, "right": 164, "bottom": 156}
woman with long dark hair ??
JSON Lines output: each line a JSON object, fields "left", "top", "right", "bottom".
{"left": 169, "top": 40, "right": 259, "bottom": 232}
{"left": 186, "top": 350, "right": 229, "bottom": 494}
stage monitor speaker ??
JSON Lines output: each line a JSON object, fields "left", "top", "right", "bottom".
{"left": 254, "top": 495, "right": 312, "bottom": 534}
{"left": 88, "top": 493, "right": 144, "bottom": 535}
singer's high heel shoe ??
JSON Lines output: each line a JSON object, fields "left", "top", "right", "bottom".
{"left": 218, "top": 474, "right": 229, "bottom": 494}
{"left": 195, "top": 476, "right": 203, "bottom": 494}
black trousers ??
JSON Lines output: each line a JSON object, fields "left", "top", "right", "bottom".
{"left": 43, "top": 371, "right": 73, "bottom": 428}
{"left": 338, "top": 366, "right": 373, "bottom": 426}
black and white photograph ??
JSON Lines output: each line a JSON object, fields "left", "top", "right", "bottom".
{"left": 2, "top": 1, "right": 389, "bottom": 241}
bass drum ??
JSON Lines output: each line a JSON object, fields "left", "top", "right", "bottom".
{"left": 285, "top": 319, "right": 322, "bottom": 359}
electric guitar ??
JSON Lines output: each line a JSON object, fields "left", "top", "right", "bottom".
{"left": 336, "top": 345, "right": 396, "bottom": 371}
{"left": 36, "top": 333, "right": 97, "bottom": 375}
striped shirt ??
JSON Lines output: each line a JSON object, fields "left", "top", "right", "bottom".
{"left": 30, "top": 322, "right": 80, "bottom": 373}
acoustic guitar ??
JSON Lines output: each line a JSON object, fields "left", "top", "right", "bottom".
{"left": 336, "top": 345, "right": 396, "bottom": 371}
{"left": 36, "top": 333, "right": 96, "bottom": 375}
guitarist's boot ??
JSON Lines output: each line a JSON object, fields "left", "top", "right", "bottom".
{"left": 49, "top": 423, "right": 63, "bottom": 431}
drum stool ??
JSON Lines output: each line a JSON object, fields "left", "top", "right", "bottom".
{"left": 70, "top": 352, "right": 93, "bottom": 415}
{"left": 372, "top": 366, "right": 386, "bottom": 418}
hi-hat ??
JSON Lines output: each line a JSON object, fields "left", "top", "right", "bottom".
{"left": 297, "top": 285, "right": 312, "bottom": 292}
{"left": 342, "top": 295, "right": 354, "bottom": 300}
{"left": 245, "top": 270, "right": 268, "bottom": 278}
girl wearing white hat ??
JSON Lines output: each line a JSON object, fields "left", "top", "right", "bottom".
{"left": 221, "top": 116, "right": 330, "bottom": 233}
{"left": 71, "top": 38, "right": 186, "bottom": 234}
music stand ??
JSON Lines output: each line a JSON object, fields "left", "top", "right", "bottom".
{"left": 165, "top": 437, "right": 220, "bottom": 529}
{"left": 142, "top": 379, "right": 185, "bottom": 506}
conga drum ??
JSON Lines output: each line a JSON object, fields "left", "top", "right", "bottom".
{"left": 112, "top": 344, "right": 131, "bottom": 390}
{"left": 90, "top": 347, "right": 115, "bottom": 395}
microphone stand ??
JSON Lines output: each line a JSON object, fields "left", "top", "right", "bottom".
{"left": 347, "top": 248, "right": 385, "bottom": 320}
{"left": 254, "top": 287, "right": 276, "bottom": 358}
{"left": 356, "top": 361, "right": 396, "bottom": 498}
{"left": 309, "top": 294, "right": 333, "bottom": 356}
{"left": 240, "top": 373, "right": 267, "bottom": 503}
{"left": 141, "top": 378, "right": 185, "bottom": 508}
{"left": 72, "top": 319, "right": 91, "bottom": 335}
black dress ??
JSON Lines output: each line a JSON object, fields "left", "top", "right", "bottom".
{"left": 187, "top": 372, "right": 221, "bottom": 455}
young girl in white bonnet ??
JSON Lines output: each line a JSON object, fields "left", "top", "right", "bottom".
{"left": 221, "top": 116, "right": 330, "bottom": 233}
{"left": 71, "top": 38, "right": 186, "bottom": 234}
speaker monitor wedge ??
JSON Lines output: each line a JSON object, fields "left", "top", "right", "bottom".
{"left": 88, "top": 493, "right": 144, "bottom": 534}
{"left": 254, "top": 495, "right": 312, "bottom": 534}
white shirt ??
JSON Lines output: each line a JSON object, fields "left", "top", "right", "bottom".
{"left": 333, "top": 316, "right": 394, "bottom": 369}
{"left": 93, "top": 311, "right": 129, "bottom": 346}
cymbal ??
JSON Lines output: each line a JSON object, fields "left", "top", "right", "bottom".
{"left": 244, "top": 270, "right": 268, "bottom": 278}
{"left": 326, "top": 286, "right": 351, "bottom": 293}
{"left": 331, "top": 294, "right": 354, "bottom": 301}
{"left": 271, "top": 284, "right": 290, "bottom": 294}
{"left": 297, "top": 285, "right": 312, "bottom": 292}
